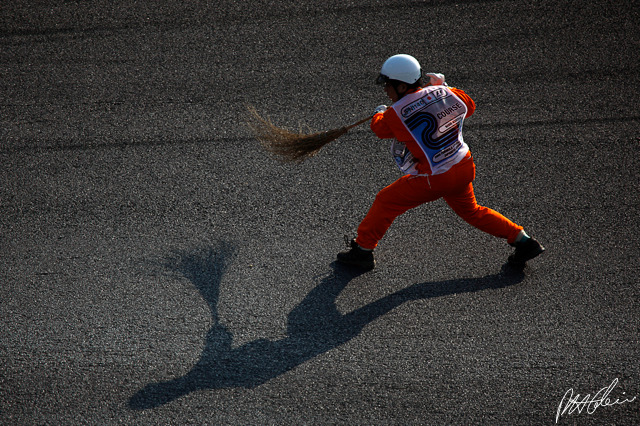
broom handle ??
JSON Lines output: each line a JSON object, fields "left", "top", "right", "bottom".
{"left": 344, "top": 114, "right": 375, "bottom": 131}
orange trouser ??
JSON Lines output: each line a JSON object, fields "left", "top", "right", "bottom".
{"left": 355, "top": 156, "right": 523, "bottom": 250}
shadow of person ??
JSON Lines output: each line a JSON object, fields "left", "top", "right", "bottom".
{"left": 129, "top": 244, "right": 524, "bottom": 410}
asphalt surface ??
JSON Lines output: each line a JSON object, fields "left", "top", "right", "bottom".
{"left": 1, "top": 1, "right": 639, "bottom": 424}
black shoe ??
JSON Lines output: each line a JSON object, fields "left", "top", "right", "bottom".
{"left": 508, "top": 237, "right": 545, "bottom": 269}
{"left": 337, "top": 238, "right": 375, "bottom": 270}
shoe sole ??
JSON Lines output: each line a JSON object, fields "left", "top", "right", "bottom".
{"left": 336, "top": 258, "right": 375, "bottom": 270}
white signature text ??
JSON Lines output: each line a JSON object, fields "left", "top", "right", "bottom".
{"left": 556, "top": 378, "right": 637, "bottom": 423}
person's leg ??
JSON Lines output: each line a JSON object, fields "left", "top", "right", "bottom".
{"left": 444, "top": 183, "right": 523, "bottom": 243}
{"left": 434, "top": 157, "right": 523, "bottom": 243}
{"left": 354, "top": 175, "right": 441, "bottom": 250}
{"left": 439, "top": 158, "right": 544, "bottom": 268}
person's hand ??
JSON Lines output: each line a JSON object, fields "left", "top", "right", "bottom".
{"left": 374, "top": 105, "right": 387, "bottom": 114}
{"left": 425, "top": 72, "right": 446, "bottom": 86}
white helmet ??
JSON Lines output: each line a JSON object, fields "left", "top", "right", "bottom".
{"left": 376, "top": 54, "right": 422, "bottom": 85}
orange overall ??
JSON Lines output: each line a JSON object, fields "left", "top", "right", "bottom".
{"left": 355, "top": 86, "right": 523, "bottom": 250}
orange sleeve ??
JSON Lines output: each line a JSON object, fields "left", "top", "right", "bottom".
{"left": 370, "top": 111, "right": 395, "bottom": 139}
{"left": 449, "top": 87, "right": 476, "bottom": 118}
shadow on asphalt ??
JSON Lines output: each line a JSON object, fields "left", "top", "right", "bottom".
{"left": 129, "top": 242, "right": 524, "bottom": 410}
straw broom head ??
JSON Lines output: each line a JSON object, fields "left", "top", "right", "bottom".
{"left": 246, "top": 105, "right": 372, "bottom": 163}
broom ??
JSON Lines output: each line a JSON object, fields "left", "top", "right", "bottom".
{"left": 246, "top": 105, "right": 373, "bottom": 163}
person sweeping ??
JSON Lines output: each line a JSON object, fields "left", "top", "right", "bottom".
{"left": 337, "top": 54, "right": 544, "bottom": 271}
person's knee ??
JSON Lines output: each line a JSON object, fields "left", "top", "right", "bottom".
{"left": 455, "top": 204, "right": 485, "bottom": 224}
{"left": 447, "top": 198, "right": 478, "bottom": 216}
{"left": 373, "top": 185, "right": 397, "bottom": 206}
